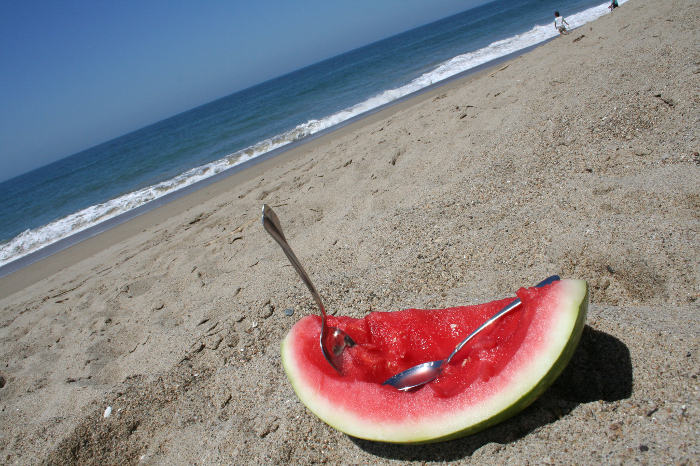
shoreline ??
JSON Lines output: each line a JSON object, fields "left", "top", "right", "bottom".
{"left": 0, "top": 39, "right": 551, "bottom": 298}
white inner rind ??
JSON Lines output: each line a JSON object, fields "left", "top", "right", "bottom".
{"left": 282, "top": 279, "right": 587, "bottom": 443}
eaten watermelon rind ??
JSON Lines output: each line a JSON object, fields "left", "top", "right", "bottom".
{"left": 281, "top": 279, "right": 588, "bottom": 444}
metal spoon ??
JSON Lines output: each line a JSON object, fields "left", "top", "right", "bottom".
{"left": 382, "top": 275, "right": 560, "bottom": 391}
{"left": 261, "top": 204, "right": 355, "bottom": 373}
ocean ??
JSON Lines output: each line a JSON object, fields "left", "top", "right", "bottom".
{"left": 0, "top": 0, "right": 622, "bottom": 274}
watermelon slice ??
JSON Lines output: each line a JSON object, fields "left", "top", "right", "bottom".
{"left": 282, "top": 279, "right": 588, "bottom": 443}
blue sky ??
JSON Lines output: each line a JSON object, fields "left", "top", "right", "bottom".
{"left": 0, "top": 0, "right": 487, "bottom": 181}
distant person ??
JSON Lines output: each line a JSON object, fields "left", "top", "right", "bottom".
{"left": 609, "top": 0, "right": 619, "bottom": 10}
{"left": 554, "top": 11, "right": 570, "bottom": 34}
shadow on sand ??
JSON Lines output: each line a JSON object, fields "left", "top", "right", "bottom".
{"left": 351, "top": 325, "right": 632, "bottom": 461}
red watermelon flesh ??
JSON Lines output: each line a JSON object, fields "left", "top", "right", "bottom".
{"left": 282, "top": 279, "right": 588, "bottom": 443}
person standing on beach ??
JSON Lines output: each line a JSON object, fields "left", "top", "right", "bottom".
{"left": 609, "top": 0, "right": 619, "bottom": 10}
{"left": 554, "top": 11, "right": 570, "bottom": 34}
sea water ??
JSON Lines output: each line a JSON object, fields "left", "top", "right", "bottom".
{"left": 0, "top": 0, "right": 623, "bottom": 272}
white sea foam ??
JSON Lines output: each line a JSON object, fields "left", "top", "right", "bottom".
{"left": 0, "top": 0, "right": 623, "bottom": 269}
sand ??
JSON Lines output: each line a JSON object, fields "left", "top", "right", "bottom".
{"left": 1, "top": 0, "right": 698, "bottom": 463}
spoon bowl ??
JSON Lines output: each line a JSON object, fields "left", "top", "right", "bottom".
{"left": 383, "top": 275, "right": 560, "bottom": 391}
{"left": 262, "top": 204, "right": 354, "bottom": 372}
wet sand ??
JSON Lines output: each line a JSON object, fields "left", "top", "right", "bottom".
{"left": 0, "top": 0, "right": 698, "bottom": 463}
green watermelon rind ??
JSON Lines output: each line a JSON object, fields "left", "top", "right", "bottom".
{"left": 281, "top": 279, "right": 588, "bottom": 444}
{"left": 426, "top": 280, "right": 589, "bottom": 443}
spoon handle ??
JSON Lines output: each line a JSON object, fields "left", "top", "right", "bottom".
{"left": 445, "top": 275, "right": 560, "bottom": 365}
{"left": 261, "top": 204, "right": 327, "bottom": 317}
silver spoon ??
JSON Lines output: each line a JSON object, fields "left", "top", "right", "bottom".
{"left": 382, "top": 275, "right": 560, "bottom": 391}
{"left": 262, "top": 204, "right": 355, "bottom": 373}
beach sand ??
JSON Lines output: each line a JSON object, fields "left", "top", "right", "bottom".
{"left": 1, "top": 0, "right": 698, "bottom": 463}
